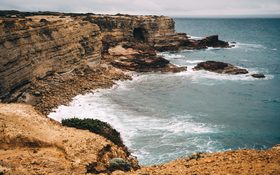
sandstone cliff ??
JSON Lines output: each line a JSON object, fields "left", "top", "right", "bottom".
{"left": 83, "top": 14, "right": 177, "bottom": 52}
{"left": 0, "top": 11, "right": 231, "bottom": 103}
{"left": 0, "top": 15, "right": 102, "bottom": 101}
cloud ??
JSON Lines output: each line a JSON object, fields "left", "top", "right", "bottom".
{"left": 0, "top": 0, "right": 279, "bottom": 17}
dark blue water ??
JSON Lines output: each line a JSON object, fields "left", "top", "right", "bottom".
{"left": 49, "top": 18, "right": 280, "bottom": 165}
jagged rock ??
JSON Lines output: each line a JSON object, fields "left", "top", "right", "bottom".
{"left": 251, "top": 73, "right": 265, "bottom": 78}
{"left": 197, "top": 35, "right": 230, "bottom": 48}
{"left": 108, "top": 45, "right": 186, "bottom": 73}
{"left": 193, "top": 61, "right": 248, "bottom": 74}
{"left": 109, "top": 158, "right": 132, "bottom": 172}
{"left": 112, "top": 56, "right": 186, "bottom": 73}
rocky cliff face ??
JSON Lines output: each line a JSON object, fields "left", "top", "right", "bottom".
{"left": 0, "top": 16, "right": 102, "bottom": 101}
{"left": 83, "top": 14, "right": 230, "bottom": 52}
{"left": 82, "top": 14, "right": 176, "bottom": 53}
{"left": 0, "top": 12, "right": 232, "bottom": 102}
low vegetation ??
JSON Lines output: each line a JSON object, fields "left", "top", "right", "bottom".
{"left": 61, "top": 118, "right": 124, "bottom": 147}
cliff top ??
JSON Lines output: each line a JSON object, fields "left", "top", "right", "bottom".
{"left": 0, "top": 10, "right": 168, "bottom": 19}
{"left": 1, "top": 103, "right": 279, "bottom": 174}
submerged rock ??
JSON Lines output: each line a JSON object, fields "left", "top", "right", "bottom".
{"left": 251, "top": 73, "right": 265, "bottom": 78}
{"left": 193, "top": 61, "right": 248, "bottom": 74}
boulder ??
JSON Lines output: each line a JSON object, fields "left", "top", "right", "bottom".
{"left": 109, "top": 158, "right": 131, "bottom": 172}
{"left": 198, "top": 35, "right": 230, "bottom": 48}
{"left": 184, "top": 35, "right": 231, "bottom": 49}
{"left": 251, "top": 73, "right": 265, "bottom": 78}
{"left": 193, "top": 61, "right": 248, "bottom": 75}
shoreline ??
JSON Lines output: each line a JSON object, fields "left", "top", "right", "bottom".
{"left": 48, "top": 59, "right": 275, "bottom": 167}
{"left": 29, "top": 64, "right": 133, "bottom": 115}
{"left": 1, "top": 11, "right": 279, "bottom": 174}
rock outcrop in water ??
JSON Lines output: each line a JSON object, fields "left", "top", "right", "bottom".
{"left": 109, "top": 45, "right": 187, "bottom": 72}
{"left": 193, "top": 61, "right": 249, "bottom": 74}
{"left": 251, "top": 73, "right": 266, "bottom": 78}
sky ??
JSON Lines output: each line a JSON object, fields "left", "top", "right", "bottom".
{"left": 1, "top": 0, "right": 280, "bottom": 17}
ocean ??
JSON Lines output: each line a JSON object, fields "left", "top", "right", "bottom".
{"left": 49, "top": 18, "right": 280, "bottom": 165}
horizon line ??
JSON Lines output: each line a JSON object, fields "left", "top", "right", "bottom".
{"left": 1, "top": 9, "right": 280, "bottom": 19}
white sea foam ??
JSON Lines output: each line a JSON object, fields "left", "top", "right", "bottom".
{"left": 48, "top": 56, "right": 273, "bottom": 165}
{"left": 206, "top": 47, "right": 222, "bottom": 50}
{"left": 159, "top": 53, "right": 185, "bottom": 59}
{"left": 234, "top": 42, "right": 266, "bottom": 49}
{"left": 187, "top": 35, "right": 203, "bottom": 40}
{"left": 48, "top": 73, "right": 220, "bottom": 155}
{"left": 185, "top": 60, "right": 204, "bottom": 64}
{"left": 172, "top": 64, "right": 274, "bottom": 82}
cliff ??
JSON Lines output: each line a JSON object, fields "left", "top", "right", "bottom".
{"left": 82, "top": 14, "right": 180, "bottom": 52}
{"left": 0, "top": 15, "right": 102, "bottom": 102}
{"left": 82, "top": 14, "right": 229, "bottom": 52}
{"left": 0, "top": 11, "right": 231, "bottom": 103}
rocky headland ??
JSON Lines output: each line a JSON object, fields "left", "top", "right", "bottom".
{"left": 0, "top": 10, "right": 234, "bottom": 109}
{"left": 0, "top": 10, "right": 276, "bottom": 174}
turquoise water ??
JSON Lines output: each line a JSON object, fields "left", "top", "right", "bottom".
{"left": 49, "top": 19, "right": 280, "bottom": 165}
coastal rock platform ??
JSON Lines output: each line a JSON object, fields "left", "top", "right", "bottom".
{"left": 193, "top": 61, "right": 249, "bottom": 74}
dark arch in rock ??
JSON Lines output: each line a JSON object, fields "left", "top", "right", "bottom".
{"left": 133, "top": 27, "right": 147, "bottom": 42}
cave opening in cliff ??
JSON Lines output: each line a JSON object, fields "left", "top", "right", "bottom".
{"left": 133, "top": 28, "right": 147, "bottom": 42}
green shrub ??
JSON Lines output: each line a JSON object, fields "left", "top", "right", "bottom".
{"left": 61, "top": 118, "right": 124, "bottom": 147}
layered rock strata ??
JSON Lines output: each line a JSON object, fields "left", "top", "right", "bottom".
{"left": 0, "top": 16, "right": 102, "bottom": 101}
{"left": 109, "top": 45, "right": 186, "bottom": 73}
{"left": 83, "top": 15, "right": 231, "bottom": 52}
{"left": 0, "top": 11, "right": 233, "bottom": 103}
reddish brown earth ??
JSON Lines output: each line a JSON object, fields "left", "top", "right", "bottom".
{"left": 125, "top": 147, "right": 280, "bottom": 175}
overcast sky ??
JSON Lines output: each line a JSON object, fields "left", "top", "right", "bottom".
{"left": 1, "top": 0, "right": 280, "bottom": 17}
